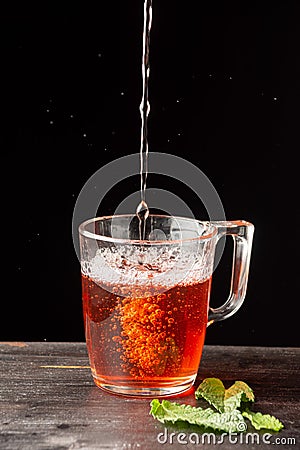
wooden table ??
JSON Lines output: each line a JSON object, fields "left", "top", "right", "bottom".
{"left": 0, "top": 343, "right": 299, "bottom": 449}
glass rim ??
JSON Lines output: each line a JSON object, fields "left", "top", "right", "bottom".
{"left": 78, "top": 214, "right": 218, "bottom": 245}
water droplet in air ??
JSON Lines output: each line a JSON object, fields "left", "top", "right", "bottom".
{"left": 136, "top": 200, "right": 149, "bottom": 222}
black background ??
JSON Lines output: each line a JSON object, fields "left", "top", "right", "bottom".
{"left": 2, "top": 1, "right": 299, "bottom": 346}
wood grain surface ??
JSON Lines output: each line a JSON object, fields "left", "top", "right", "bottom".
{"left": 0, "top": 343, "right": 299, "bottom": 449}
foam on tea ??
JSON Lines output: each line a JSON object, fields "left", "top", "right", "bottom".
{"left": 81, "top": 242, "right": 213, "bottom": 296}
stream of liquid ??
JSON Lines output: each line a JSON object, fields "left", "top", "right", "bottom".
{"left": 136, "top": 0, "right": 152, "bottom": 239}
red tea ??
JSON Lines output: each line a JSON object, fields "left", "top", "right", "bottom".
{"left": 82, "top": 274, "right": 211, "bottom": 391}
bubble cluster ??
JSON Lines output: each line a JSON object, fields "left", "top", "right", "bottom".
{"left": 116, "top": 294, "right": 180, "bottom": 378}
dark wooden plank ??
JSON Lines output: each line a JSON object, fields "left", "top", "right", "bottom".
{"left": 0, "top": 343, "right": 299, "bottom": 449}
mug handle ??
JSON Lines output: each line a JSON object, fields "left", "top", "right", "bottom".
{"left": 207, "top": 220, "right": 254, "bottom": 325}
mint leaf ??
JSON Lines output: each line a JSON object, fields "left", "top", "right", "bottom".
{"left": 224, "top": 381, "right": 254, "bottom": 412}
{"left": 150, "top": 399, "right": 211, "bottom": 424}
{"left": 195, "top": 378, "right": 225, "bottom": 412}
{"left": 242, "top": 409, "right": 284, "bottom": 431}
{"left": 150, "top": 399, "right": 162, "bottom": 418}
{"left": 195, "top": 378, "right": 254, "bottom": 413}
{"left": 150, "top": 399, "right": 246, "bottom": 433}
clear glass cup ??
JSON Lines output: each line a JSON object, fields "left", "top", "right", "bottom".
{"left": 79, "top": 215, "right": 254, "bottom": 397}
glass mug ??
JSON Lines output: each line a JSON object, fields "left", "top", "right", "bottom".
{"left": 79, "top": 215, "right": 254, "bottom": 397}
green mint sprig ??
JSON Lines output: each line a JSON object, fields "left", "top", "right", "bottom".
{"left": 150, "top": 378, "right": 284, "bottom": 433}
